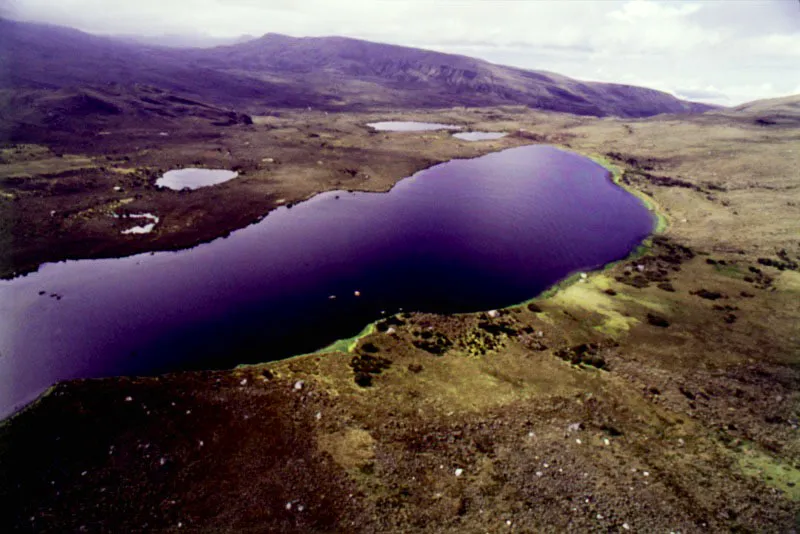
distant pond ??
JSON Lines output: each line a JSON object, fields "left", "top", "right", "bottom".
{"left": 454, "top": 132, "right": 507, "bottom": 141}
{"left": 0, "top": 146, "right": 654, "bottom": 416}
{"left": 156, "top": 168, "right": 238, "bottom": 190}
{"left": 367, "top": 121, "right": 462, "bottom": 131}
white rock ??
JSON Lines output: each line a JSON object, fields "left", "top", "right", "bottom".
{"left": 604, "top": 438, "right": 611, "bottom": 446}
{"left": 643, "top": 471, "right": 650, "bottom": 477}
{"left": 536, "top": 471, "right": 543, "bottom": 477}
{"left": 125, "top": 396, "right": 133, "bottom": 402}
{"left": 623, "top": 523, "right": 631, "bottom": 530}
{"left": 354, "top": 290, "right": 361, "bottom": 297}
{"left": 285, "top": 502, "right": 292, "bottom": 510}
{"left": 113, "top": 186, "right": 122, "bottom": 192}
{"left": 386, "top": 327, "right": 397, "bottom": 335}
{"left": 328, "top": 295, "right": 336, "bottom": 299}
{"left": 454, "top": 468, "right": 463, "bottom": 477}
{"left": 576, "top": 439, "right": 582, "bottom": 444}
{"left": 294, "top": 380, "right": 304, "bottom": 391}
{"left": 487, "top": 309, "right": 499, "bottom": 318}
{"left": 240, "top": 378, "right": 247, "bottom": 386}
{"left": 580, "top": 273, "right": 588, "bottom": 279}
{"left": 636, "top": 264, "right": 645, "bottom": 272}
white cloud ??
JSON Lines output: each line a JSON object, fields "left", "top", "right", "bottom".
{"left": 6, "top": 0, "right": 799, "bottom": 105}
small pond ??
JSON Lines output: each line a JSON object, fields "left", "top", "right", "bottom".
{"left": 367, "top": 121, "right": 462, "bottom": 132}
{"left": 0, "top": 146, "right": 654, "bottom": 416}
{"left": 454, "top": 132, "right": 507, "bottom": 141}
{"left": 156, "top": 168, "right": 238, "bottom": 190}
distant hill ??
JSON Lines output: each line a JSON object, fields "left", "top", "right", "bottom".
{"left": 0, "top": 18, "right": 716, "bottom": 119}
{"left": 698, "top": 94, "right": 800, "bottom": 127}
{"left": 731, "top": 94, "right": 800, "bottom": 126}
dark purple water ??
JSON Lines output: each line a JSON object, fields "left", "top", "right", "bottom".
{"left": 0, "top": 146, "right": 653, "bottom": 416}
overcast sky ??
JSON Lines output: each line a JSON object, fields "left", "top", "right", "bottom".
{"left": 5, "top": 0, "right": 799, "bottom": 105}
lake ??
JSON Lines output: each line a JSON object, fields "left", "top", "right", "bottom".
{"left": 367, "top": 121, "right": 462, "bottom": 131}
{"left": 0, "top": 146, "right": 653, "bottom": 416}
{"left": 156, "top": 168, "right": 238, "bottom": 190}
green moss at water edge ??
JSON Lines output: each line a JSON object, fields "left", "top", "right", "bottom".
{"left": 585, "top": 152, "right": 668, "bottom": 234}
{"left": 498, "top": 148, "right": 668, "bottom": 313}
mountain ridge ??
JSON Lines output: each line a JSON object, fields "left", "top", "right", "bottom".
{"left": 1, "top": 18, "right": 716, "bottom": 118}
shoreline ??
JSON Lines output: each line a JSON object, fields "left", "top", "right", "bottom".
{"left": 1, "top": 144, "right": 663, "bottom": 422}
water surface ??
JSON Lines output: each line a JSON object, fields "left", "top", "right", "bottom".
{"left": 156, "top": 168, "right": 238, "bottom": 190}
{"left": 454, "top": 132, "right": 507, "bottom": 141}
{"left": 0, "top": 146, "right": 653, "bottom": 416}
{"left": 368, "top": 121, "right": 462, "bottom": 132}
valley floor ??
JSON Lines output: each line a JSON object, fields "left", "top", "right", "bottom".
{"left": 1, "top": 106, "right": 799, "bottom": 532}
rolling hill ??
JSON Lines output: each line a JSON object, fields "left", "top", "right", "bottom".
{"left": 0, "top": 18, "right": 715, "bottom": 119}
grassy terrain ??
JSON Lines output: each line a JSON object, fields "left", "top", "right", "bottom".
{"left": 1, "top": 101, "right": 799, "bottom": 532}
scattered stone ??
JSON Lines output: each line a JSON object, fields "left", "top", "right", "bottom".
{"left": 567, "top": 422, "right": 583, "bottom": 432}
{"left": 487, "top": 309, "right": 500, "bottom": 318}
{"left": 293, "top": 380, "right": 304, "bottom": 391}
{"left": 527, "top": 303, "right": 543, "bottom": 313}
{"left": 454, "top": 468, "right": 463, "bottom": 477}
{"left": 239, "top": 378, "right": 247, "bottom": 386}
{"left": 386, "top": 327, "right": 397, "bottom": 335}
